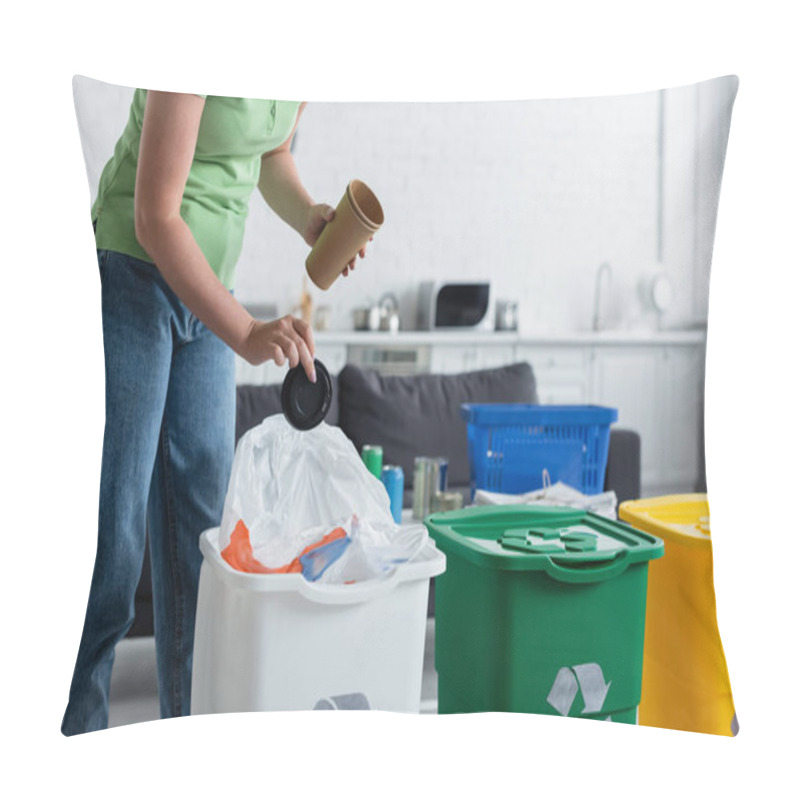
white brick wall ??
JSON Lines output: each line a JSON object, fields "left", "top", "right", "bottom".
{"left": 73, "top": 76, "right": 736, "bottom": 334}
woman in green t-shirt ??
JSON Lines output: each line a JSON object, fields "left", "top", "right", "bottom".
{"left": 61, "top": 91, "right": 364, "bottom": 735}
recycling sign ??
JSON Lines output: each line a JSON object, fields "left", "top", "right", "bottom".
{"left": 313, "top": 692, "right": 371, "bottom": 711}
{"left": 547, "top": 663, "right": 612, "bottom": 720}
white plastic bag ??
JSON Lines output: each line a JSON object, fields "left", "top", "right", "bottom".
{"left": 473, "top": 480, "right": 618, "bottom": 519}
{"left": 218, "top": 415, "right": 426, "bottom": 579}
{"left": 316, "top": 516, "right": 429, "bottom": 584}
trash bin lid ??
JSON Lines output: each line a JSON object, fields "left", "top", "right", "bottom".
{"left": 619, "top": 493, "right": 711, "bottom": 548}
{"left": 425, "top": 504, "right": 663, "bottom": 583}
{"left": 281, "top": 358, "right": 332, "bottom": 431}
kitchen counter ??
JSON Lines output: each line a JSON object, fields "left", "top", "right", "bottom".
{"left": 312, "top": 328, "right": 707, "bottom": 346}
{"left": 236, "top": 327, "right": 707, "bottom": 498}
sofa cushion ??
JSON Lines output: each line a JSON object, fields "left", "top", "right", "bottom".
{"left": 337, "top": 362, "right": 538, "bottom": 491}
{"left": 604, "top": 428, "right": 641, "bottom": 503}
{"left": 235, "top": 376, "right": 340, "bottom": 444}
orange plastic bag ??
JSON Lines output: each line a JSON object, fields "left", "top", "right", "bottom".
{"left": 221, "top": 519, "right": 347, "bottom": 575}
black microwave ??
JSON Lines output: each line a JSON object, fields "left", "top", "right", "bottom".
{"left": 416, "top": 281, "right": 494, "bottom": 331}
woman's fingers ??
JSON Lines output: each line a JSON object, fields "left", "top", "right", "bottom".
{"left": 289, "top": 317, "right": 316, "bottom": 381}
{"left": 270, "top": 342, "right": 286, "bottom": 367}
{"left": 291, "top": 316, "right": 315, "bottom": 357}
{"left": 277, "top": 334, "right": 300, "bottom": 369}
{"left": 279, "top": 332, "right": 316, "bottom": 382}
{"left": 340, "top": 240, "right": 369, "bottom": 277}
{"left": 247, "top": 316, "right": 318, "bottom": 380}
{"left": 297, "top": 339, "right": 316, "bottom": 382}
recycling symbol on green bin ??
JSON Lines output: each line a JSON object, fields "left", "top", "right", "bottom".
{"left": 547, "top": 663, "right": 612, "bottom": 720}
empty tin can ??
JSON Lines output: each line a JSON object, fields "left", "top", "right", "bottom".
{"left": 381, "top": 465, "right": 404, "bottom": 524}
{"left": 437, "top": 457, "right": 449, "bottom": 492}
{"left": 413, "top": 457, "right": 443, "bottom": 520}
{"left": 431, "top": 490, "right": 463, "bottom": 513}
{"left": 361, "top": 445, "right": 383, "bottom": 478}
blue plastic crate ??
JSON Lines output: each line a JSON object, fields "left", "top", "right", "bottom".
{"left": 461, "top": 403, "right": 618, "bottom": 497}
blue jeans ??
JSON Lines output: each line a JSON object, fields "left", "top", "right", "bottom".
{"left": 61, "top": 250, "right": 235, "bottom": 735}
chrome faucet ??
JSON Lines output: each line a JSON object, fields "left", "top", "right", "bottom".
{"left": 592, "top": 261, "right": 612, "bottom": 332}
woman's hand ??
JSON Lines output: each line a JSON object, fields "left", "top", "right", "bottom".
{"left": 242, "top": 315, "right": 316, "bottom": 381}
{"left": 342, "top": 235, "right": 372, "bottom": 278}
{"left": 301, "top": 203, "right": 335, "bottom": 247}
{"left": 303, "top": 204, "right": 373, "bottom": 278}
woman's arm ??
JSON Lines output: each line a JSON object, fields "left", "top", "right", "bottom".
{"left": 134, "top": 91, "right": 316, "bottom": 377}
{"left": 257, "top": 103, "right": 317, "bottom": 238}
{"left": 258, "top": 103, "right": 367, "bottom": 276}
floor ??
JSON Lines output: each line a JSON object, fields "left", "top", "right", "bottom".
{"left": 108, "top": 619, "right": 438, "bottom": 726}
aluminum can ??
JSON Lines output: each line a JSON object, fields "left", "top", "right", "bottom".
{"left": 413, "top": 456, "right": 441, "bottom": 520}
{"left": 436, "top": 457, "right": 449, "bottom": 492}
{"left": 431, "top": 490, "right": 463, "bottom": 513}
{"left": 361, "top": 444, "right": 383, "bottom": 478}
{"left": 381, "top": 465, "right": 404, "bottom": 524}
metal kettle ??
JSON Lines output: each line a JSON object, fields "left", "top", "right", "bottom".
{"left": 495, "top": 300, "right": 518, "bottom": 331}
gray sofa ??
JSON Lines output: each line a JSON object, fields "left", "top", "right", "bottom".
{"left": 128, "top": 362, "right": 640, "bottom": 636}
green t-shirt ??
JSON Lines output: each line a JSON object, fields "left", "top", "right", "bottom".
{"left": 91, "top": 91, "right": 302, "bottom": 289}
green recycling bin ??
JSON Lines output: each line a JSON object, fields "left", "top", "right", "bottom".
{"left": 425, "top": 505, "right": 663, "bottom": 723}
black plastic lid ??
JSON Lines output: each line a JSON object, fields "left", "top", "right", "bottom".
{"left": 281, "top": 358, "right": 332, "bottom": 431}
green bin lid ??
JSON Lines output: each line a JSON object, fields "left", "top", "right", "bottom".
{"left": 424, "top": 504, "right": 663, "bottom": 584}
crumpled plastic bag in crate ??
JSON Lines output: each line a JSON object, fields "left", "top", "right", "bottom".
{"left": 473, "top": 477, "right": 618, "bottom": 519}
{"left": 218, "top": 415, "right": 427, "bottom": 582}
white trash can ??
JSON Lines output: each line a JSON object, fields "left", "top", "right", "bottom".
{"left": 190, "top": 527, "right": 446, "bottom": 715}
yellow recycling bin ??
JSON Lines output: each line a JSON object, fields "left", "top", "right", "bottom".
{"left": 618, "top": 494, "right": 737, "bottom": 736}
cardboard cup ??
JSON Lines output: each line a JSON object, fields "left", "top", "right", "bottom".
{"left": 347, "top": 179, "right": 384, "bottom": 230}
{"left": 306, "top": 180, "right": 384, "bottom": 290}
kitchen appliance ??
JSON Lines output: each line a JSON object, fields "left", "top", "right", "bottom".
{"left": 352, "top": 306, "right": 381, "bottom": 331}
{"left": 353, "top": 293, "right": 401, "bottom": 333}
{"left": 314, "top": 305, "right": 332, "bottom": 331}
{"left": 495, "top": 300, "right": 519, "bottom": 331}
{"left": 378, "top": 292, "right": 400, "bottom": 332}
{"left": 416, "top": 281, "right": 494, "bottom": 331}
{"left": 636, "top": 267, "right": 674, "bottom": 330}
